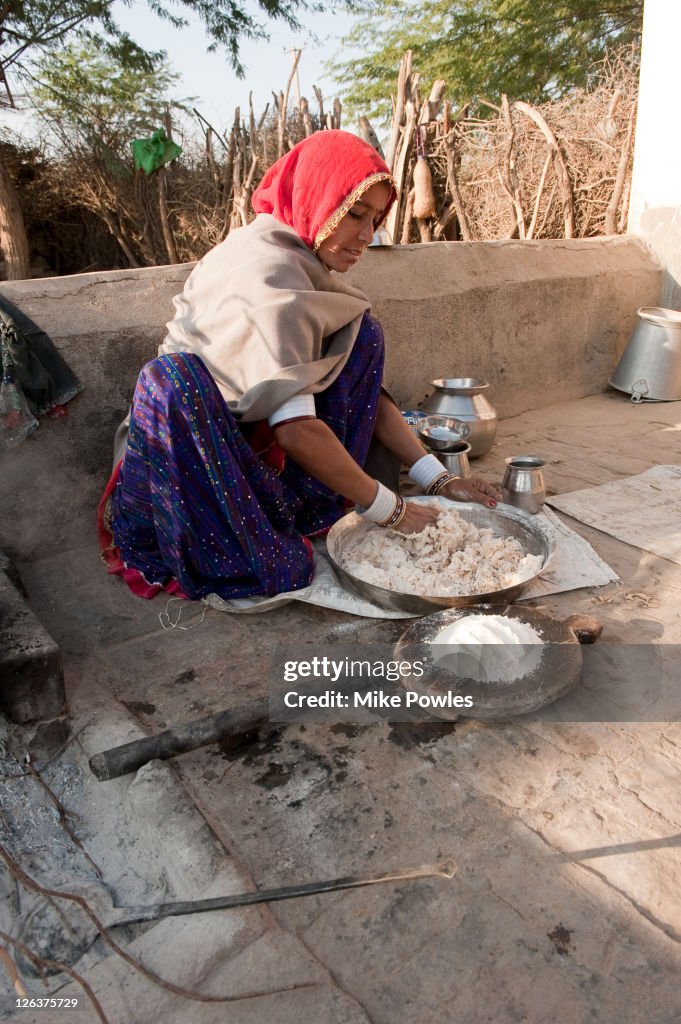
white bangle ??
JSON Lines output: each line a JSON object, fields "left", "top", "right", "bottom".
{"left": 358, "top": 481, "right": 399, "bottom": 523}
{"left": 268, "top": 394, "right": 316, "bottom": 427}
{"left": 408, "top": 453, "right": 446, "bottom": 490}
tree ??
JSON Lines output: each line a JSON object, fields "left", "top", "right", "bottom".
{"left": 30, "top": 40, "right": 184, "bottom": 267}
{"left": 0, "top": 0, "right": 328, "bottom": 278}
{"left": 31, "top": 40, "right": 181, "bottom": 149}
{"left": 329, "top": 0, "right": 643, "bottom": 122}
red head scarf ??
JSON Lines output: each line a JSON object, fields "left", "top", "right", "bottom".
{"left": 251, "top": 130, "right": 397, "bottom": 251}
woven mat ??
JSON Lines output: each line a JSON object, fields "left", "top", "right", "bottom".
{"left": 548, "top": 465, "right": 681, "bottom": 565}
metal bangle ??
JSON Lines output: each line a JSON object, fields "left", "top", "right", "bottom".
{"left": 378, "top": 493, "right": 405, "bottom": 528}
{"left": 389, "top": 498, "right": 409, "bottom": 530}
{"left": 426, "top": 472, "right": 452, "bottom": 496}
{"left": 428, "top": 473, "right": 460, "bottom": 496}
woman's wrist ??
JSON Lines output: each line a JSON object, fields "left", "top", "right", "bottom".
{"left": 357, "top": 481, "right": 408, "bottom": 529}
{"left": 380, "top": 494, "right": 407, "bottom": 529}
{"left": 358, "top": 481, "right": 397, "bottom": 523}
{"left": 408, "top": 453, "right": 448, "bottom": 490}
{"left": 427, "top": 472, "right": 460, "bottom": 496}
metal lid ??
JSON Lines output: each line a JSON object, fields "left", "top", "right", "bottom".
{"left": 430, "top": 377, "right": 489, "bottom": 392}
{"left": 637, "top": 307, "right": 681, "bottom": 328}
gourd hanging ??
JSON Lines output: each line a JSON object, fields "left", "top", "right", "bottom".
{"left": 413, "top": 127, "right": 436, "bottom": 220}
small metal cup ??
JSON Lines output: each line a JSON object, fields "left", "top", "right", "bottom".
{"left": 437, "top": 441, "right": 472, "bottom": 478}
{"left": 502, "top": 455, "right": 546, "bottom": 514}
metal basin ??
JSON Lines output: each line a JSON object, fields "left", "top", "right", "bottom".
{"left": 326, "top": 497, "right": 554, "bottom": 615}
{"left": 609, "top": 306, "right": 681, "bottom": 402}
{"left": 394, "top": 605, "right": 602, "bottom": 719}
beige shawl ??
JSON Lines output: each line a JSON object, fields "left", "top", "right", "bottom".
{"left": 158, "top": 213, "right": 371, "bottom": 422}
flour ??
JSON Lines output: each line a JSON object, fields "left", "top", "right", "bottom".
{"left": 340, "top": 507, "right": 543, "bottom": 597}
{"left": 429, "top": 613, "right": 545, "bottom": 683}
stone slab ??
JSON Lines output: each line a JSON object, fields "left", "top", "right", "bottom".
{"left": 0, "top": 568, "right": 64, "bottom": 723}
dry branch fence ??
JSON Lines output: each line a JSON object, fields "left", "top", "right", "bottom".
{"left": 7, "top": 49, "right": 638, "bottom": 277}
{"left": 381, "top": 49, "right": 638, "bottom": 245}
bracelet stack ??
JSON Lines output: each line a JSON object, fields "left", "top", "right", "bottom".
{"left": 379, "top": 493, "right": 407, "bottom": 529}
{"left": 426, "top": 472, "right": 460, "bottom": 496}
{"left": 409, "top": 453, "right": 460, "bottom": 497}
{"left": 358, "top": 481, "right": 408, "bottom": 530}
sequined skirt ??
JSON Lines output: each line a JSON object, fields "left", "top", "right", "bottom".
{"left": 99, "top": 314, "right": 385, "bottom": 600}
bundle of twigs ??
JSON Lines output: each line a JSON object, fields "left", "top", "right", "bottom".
{"left": 380, "top": 48, "right": 638, "bottom": 244}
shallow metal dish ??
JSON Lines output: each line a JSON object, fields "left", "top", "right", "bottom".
{"left": 326, "top": 497, "right": 554, "bottom": 615}
{"left": 394, "top": 604, "right": 602, "bottom": 719}
{"left": 417, "top": 415, "right": 471, "bottom": 452}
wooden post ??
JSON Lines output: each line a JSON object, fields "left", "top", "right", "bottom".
{"left": 400, "top": 188, "right": 415, "bottom": 243}
{"left": 605, "top": 100, "right": 636, "bottom": 235}
{"left": 384, "top": 94, "right": 418, "bottom": 244}
{"left": 313, "top": 85, "right": 325, "bottom": 127}
{"left": 300, "top": 96, "right": 314, "bottom": 137}
{"left": 385, "top": 50, "right": 412, "bottom": 172}
{"left": 277, "top": 48, "right": 302, "bottom": 154}
{"left": 220, "top": 108, "right": 238, "bottom": 239}
{"left": 419, "top": 79, "right": 446, "bottom": 125}
{"left": 157, "top": 167, "right": 178, "bottom": 263}
{"left": 513, "top": 100, "right": 574, "bottom": 238}
{"left": 0, "top": 159, "right": 31, "bottom": 280}
{"left": 157, "top": 108, "right": 179, "bottom": 263}
{"left": 358, "top": 116, "right": 385, "bottom": 157}
{"left": 500, "top": 94, "right": 526, "bottom": 239}
{"left": 435, "top": 132, "right": 472, "bottom": 241}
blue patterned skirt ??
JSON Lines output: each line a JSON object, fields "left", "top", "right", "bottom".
{"left": 106, "top": 313, "right": 384, "bottom": 600}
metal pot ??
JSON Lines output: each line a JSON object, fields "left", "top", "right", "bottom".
{"left": 420, "top": 378, "right": 497, "bottom": 457}
{"left": 416, "top": 415, "right": 471, "bottom": 451}
{"left": 439, "top": 442, "right": 472, "bottom": 478}
{"left": 609, "top": 306, "right": 681, "bottom": 402}
{"left": 502, "top": 455, "right": 546, "bottom": 514}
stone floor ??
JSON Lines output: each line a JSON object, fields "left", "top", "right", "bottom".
{"left": 4, "top": 390, "right": 681, "bottom": 1023}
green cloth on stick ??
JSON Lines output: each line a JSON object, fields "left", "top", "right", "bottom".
{"left": 131, "top": 129, "right": 182, "bottom": 175}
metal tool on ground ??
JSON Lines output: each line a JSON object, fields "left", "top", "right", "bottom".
{"left": 104, "top": 860, "right": 457, "bottom": 928}
{"left": 89, "top": 697, "right": 269, "bottom": 780}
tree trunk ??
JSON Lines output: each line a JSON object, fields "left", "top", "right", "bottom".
{"left": 157, "top": 167, "right": 179, "bottom": 264}
{"left": 0, "top": 157, "right": 31, "bottom": 280}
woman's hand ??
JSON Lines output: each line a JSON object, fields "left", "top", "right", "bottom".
{"left": 392, "top": 501, "right": 440, "bottom": 534}
{"left": 441, "top": 476, "right": 499, "bottom": 508}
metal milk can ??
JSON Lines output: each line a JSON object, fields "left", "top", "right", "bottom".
{"left": 609, "top": 307, "right": 681, "bottom": 402}
{"left": 420, "top": 378, "right": 497, "bottom": 457}
{"left": 502, "top": 456, "right": 546, "bottom": 514}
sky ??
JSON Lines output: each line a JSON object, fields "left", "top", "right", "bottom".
{"left": 0, "top": 1, "right": 362, "bottom": 142}
{"left": 112, "top": 0, "right": 357, "bottom": 132}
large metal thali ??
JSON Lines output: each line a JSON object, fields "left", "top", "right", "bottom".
{"left": 393, "top": 604, "right": 602, "bottom": 720}
{"left": 326, "top": 496, "right": 554, "bottom": 615}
